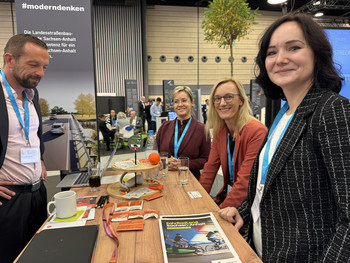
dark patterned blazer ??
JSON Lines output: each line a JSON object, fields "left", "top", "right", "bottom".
{"left": 238, "top": 87, "right": 350, "bottom": 262}
{"left": 0, "top": 85, "right": 44, "bottom": 168}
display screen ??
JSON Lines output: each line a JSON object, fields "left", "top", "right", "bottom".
{"left": 325, "top": 28, "right": 350, "bottom": 99}
{"left": 168, "top": 112, "right": 177, "bottom": 121}
{"left": 281, "top": 28, "right": 350, "bottom": 108}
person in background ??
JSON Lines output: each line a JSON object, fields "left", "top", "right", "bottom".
{"left": 106, "top": 109, "right": 117, "bottom": 129}
{"left": 0, "top": 34, "right": 49, "bottom": 262}
{"left": 116, "top": 111, "right": 129, "bottom": 131}
{"left": 114, "top": 111, "right": 130, "bottom": 144}
{"left": 219, "top": 13, "right": 350, "bottom": 262}
{"left": 138, "top": 96, "right": 146, "bottom": 132}
{"left": 105, "top": 109, "right": 117, "bottom": 139}
{"left": 156, "top": 86, "right": 211, "bottom": 179}
{"left": 98, "top": 114, "right": 111, "bottom": 151}
{"left": 202, "top": 99, "right": 209, "bottom": 124}
{"left": 173, "top": 233, "right": 188, "bottom": 248}
{"left": 145, "top": 99, "right": 153, "bottom": 131}
{"left": 150, "top": 97, "right": 162, "bottom": 132}
{"left": 199, "top": 77, "right": 266, "bottom": 209}
{"left": 129, "top": 110, "right": 142, "bottom": 134}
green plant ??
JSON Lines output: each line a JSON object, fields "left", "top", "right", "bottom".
{"left": 202, "top": 0, "right": 259, "bottom": 77}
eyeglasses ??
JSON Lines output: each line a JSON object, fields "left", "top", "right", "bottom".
{"left": 213, "top": 93, "right": 240, "bottom": 104}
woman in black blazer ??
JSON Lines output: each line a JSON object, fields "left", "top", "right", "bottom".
{"left": 219, "top": 13, "right": 350, "bottom": 262}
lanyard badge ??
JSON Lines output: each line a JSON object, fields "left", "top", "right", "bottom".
{"left": 260, "top": 102, "right": 294, "bottom": 187}
{"left": 227, "top": 130, "right": 235, "bottom": 181}
{"left": 1, "top": 70, "right": 39, "bottom": 164}
{"left": 174, "top": 117, "right": 192, "bottom": 158}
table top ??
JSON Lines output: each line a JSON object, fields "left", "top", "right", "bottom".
{"left": 73, "top": 171, "right": 261, "bottom": 263}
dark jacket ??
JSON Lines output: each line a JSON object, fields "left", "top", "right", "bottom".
{"left": 130, "top": 116, "right": 142, "bottom": 134}
{"left": 138, "top": 101, "right": 145, "bottom": 117}
{"left": 0, "top": 85, "right": 44, "bottom": 168}
{"left": 98, "top": 119, "right": 110, "bottom": 140}
{"left": 238, "top": 88, "right": 350, "bottom": 262}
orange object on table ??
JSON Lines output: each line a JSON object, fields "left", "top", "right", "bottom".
{"left": 148, "top": 152, "right": 160, "bottom": 165}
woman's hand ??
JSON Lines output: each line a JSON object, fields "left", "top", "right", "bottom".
{"left": 218, "top": 207, "right": 244, "bottom": 230}
{"left": 168, "top": 156, "right": 179, "bottom": 171}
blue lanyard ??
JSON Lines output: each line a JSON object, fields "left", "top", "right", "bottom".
{"left": 260, "top": 102, "right": 294, "bottom": 186}
{"left": 174, "top": 117, "right": 192, "bottom": 158}
{"left": 1, "top": 70, "right": 30, "bottom": 144}
{"left": 227, "top": 130, "right": 235, "bottom": 181}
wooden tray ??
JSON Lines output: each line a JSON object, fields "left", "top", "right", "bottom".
{"left": 107, "top": 179, "right": 161, "bottom": 199}
{"left": 111, "top": 162, "right": 160, "bottom": 173}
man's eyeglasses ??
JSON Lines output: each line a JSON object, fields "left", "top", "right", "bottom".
{"left": 213, "top": 93, "right": 240, "bottom": 104}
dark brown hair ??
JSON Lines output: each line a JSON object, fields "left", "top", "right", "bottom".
{"left": 255, "top": 13, "right": 343, "bottom": 100}
{"left": 4, "top": 34, "right": 48, "bottom": 63}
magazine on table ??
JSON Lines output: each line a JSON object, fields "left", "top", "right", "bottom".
{"left": 158, "top": 212, "right": 242, "bottom": 263}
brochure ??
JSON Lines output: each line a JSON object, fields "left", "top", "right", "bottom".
{"left": 158, "top": 212, "right": 242, "bottom": 263}
{"left": 76, "top": 196, "right": 98, "bottom": 208}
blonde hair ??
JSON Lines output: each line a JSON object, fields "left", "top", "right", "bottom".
{"left": 205, "top": 77, "right": 257, "bottom": 137}
{"left": 172, "top": 86, "right": 194, "bottom": 102}
{"left": 117, "top": 111, "right": 126, "bottom": 119}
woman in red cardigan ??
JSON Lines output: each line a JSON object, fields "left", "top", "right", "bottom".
{"left": 156, "top": 86, "right": 211, "bottom": 179}
{"left": 199, "top": 78, "right": 267, "bottom": 208}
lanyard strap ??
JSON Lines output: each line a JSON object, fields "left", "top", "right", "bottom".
{"left": 103, "top": 202, "right": 119, "bottom": 263}
{"left": 260, "top": 102, "right": 294, "bottom": 186}
{"left": 1, "top": 70, "right": 30, "bottom": 143}
{"left": 227, "top": 130, "right": 236, "bottom": 181}
{"left": 174, "top": 117, "right": 192, "bottom": 158}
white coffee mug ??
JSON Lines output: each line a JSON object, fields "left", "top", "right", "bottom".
{"left": 47, "top": 191, "right": 77, "bottom": 218}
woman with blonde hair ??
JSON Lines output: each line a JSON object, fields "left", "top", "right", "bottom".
{"left": 199, "top": 77, "right": 266, "bottom": 208}
{"left": 156, "top": 86, "right": 211, "bottom": 179}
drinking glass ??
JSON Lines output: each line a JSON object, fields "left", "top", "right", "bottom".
{"left": 89, "top": 163, "right": 101, "bottom": 192}
{"left": 159, "top": 152, "right": 168, "bottom": 177}
{"left": 178, "top": 157, "right": 189, "bottom": 185}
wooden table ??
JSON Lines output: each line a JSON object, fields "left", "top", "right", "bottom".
{"left": 71, "top": 171, "right": 261, "bottom": 263}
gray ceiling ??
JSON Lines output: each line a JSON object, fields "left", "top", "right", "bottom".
{"left": 2, "top": 0, "right": 350, "bottom": 20}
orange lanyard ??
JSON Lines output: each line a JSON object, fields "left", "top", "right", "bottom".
{"left": 102, "top": 203, "right": 119, "bottom": 263}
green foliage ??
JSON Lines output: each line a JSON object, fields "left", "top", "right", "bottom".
{"left": 51, "top": 106, "right": 69, "bottom": 114}
{"left": 74, "top": 93, "right": 96, "bottom": 116}
{"left": 39, "top": 98, "right": 50, "bottom": 116}
{"left": 202, "top": 0, "right": 259, "bottom": 76}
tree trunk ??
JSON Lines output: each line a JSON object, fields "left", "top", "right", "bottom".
{"left": 230, "top": 43, "right": 233, "bottom": 77}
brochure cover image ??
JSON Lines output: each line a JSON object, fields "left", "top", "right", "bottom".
{"left": 158, "top": 213, "right": 241, "bottom": 263}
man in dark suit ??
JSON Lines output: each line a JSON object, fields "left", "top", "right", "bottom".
{"left": 201, "top": 99, "right": 209, "bottom": 124}
{"left": 98, "top": 114, "right": 112, "bottom": 151}
{"left": 129, "top": 110, "right": 143, "bottom": 134}
{"left": 145, "top": 99, "right": 153, "bottom": 131}
{"left": 0, "top": 34, "right": 50, "bottom": 262}
{"left": 138, "top": 96, "right": 146, "bottom": 132}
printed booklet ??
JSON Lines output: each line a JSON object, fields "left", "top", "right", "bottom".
{"left": 158, "top": 212, "right": 242, "bottom": 263}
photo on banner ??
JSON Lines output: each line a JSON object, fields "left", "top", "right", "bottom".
{"left": 15, "top": 0, "right": 97, "bottom": 171}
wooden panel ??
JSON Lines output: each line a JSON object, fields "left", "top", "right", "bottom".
{"left": 147, "top": 7, "right": 280, "bottom": 91}
{"left": 0, "top": 3, "right": 16, "bottom": 53}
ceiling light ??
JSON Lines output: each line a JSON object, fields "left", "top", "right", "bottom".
{"left": 267, "top": 0, "right": 287, "bottom": 4}
{"left": 313, "top": 1, "right": 321, "bottom": 5}
{"left": 314, "top": 12, "right": 324, "bottom": 17}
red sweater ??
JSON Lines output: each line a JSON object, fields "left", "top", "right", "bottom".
{"left": 200, "top": 119, "right": 267, "bottom": 208}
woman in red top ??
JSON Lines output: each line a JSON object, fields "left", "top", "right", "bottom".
{"left": 199, "top": 77, "right": 266, "bottom": 208}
